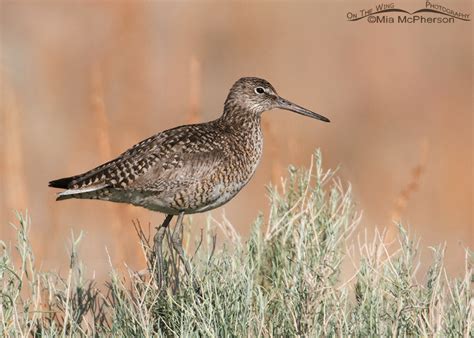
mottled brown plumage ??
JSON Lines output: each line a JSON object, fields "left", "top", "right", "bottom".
{"left": 49, "top": 77, "right": 330, "bottom": 282}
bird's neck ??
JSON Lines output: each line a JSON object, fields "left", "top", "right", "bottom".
{"left": 218, "top": 99, "right": 262, "bottom": 132}
{"left": 217, "top": 100, "right": 264, "bottom": 170}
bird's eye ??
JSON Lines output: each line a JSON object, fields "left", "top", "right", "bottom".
{"left": 255, "top": 87, "right": 265, "bottom": 94}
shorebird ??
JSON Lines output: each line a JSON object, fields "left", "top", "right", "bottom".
{"left": 49, "top": 77, "right": 330, "bottom": 282}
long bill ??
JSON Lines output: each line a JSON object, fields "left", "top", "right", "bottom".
{"left": 276, "top": 97, "right": 330, "bottom": 123}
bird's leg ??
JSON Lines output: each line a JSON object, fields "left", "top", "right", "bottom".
{"left": 153, "top": 214, "right": 173, "bottom": 286}
{"left": 171, "top": 212, "right": 192, "bottom": 275}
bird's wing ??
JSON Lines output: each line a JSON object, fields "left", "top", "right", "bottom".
{"left": 127, "top": 148, "right": 226, "bottom": 195}
{"left": 51, "top": 123, "right": 226, "bottom": 196}
{"left": 50, "top": 133, "right": 163, "bottom": 192}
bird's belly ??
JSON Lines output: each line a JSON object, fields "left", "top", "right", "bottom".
{"left": 152, "top": 165, "right": 257, "bottom": 214}
{"left": 99, "top": 190, "right": 182, "bottom": 215}
{"left": 123, "top": 182, "right": 245, "bottom": 214}
{"left": 190, "top": 182, "right": 245, "bottom": 213}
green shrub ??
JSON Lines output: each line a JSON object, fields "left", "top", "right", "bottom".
{"left": 1, "top": 151, "right": 472, "bottom": 336}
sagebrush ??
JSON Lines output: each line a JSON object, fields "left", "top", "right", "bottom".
{"left": 1, "top": 151, "right": 472, "bottom": 336}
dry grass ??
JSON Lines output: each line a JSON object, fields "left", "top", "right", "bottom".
{"left": 1, "top": 151, "right": 471, "bottom": 336}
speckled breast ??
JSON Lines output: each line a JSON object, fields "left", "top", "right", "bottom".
{"left": 176, "top": 127, "right": 263, "bottom": 214}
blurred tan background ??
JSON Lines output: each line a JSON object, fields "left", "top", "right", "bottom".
{"left": 1, "top": 1, "right": 472, "bottom": 278}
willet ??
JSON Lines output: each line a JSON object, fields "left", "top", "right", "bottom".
{"left": 49, "top": 77, "right": 330, "bottom": 283}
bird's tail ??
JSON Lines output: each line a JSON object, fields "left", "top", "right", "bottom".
{"left": 50, "top": 175, "right": 109, "bottom": 201}
{"left": 49, "top": 176, "right": 75, "bottom": 189}
{"left": 49, "top": 175, "right": 81, "bottom": 201}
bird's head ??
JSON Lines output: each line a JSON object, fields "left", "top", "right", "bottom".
{"left": 224, "top": 77, "right": 330, "bottom": 122}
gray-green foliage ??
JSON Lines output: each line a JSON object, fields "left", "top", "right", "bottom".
{"left": 1, "top": 151, "right": 472, "bottom": 336}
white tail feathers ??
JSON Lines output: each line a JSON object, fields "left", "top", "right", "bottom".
{"left": 57, "top": 183, "right": 108, "bottom": 198}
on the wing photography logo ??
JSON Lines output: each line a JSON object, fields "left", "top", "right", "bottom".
{"left": 346, "top": 1, "right": 470, "bottom": 23}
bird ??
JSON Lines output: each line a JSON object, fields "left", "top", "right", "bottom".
{"left": 49, "top": 77, "right": 330, "bottom": 284}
